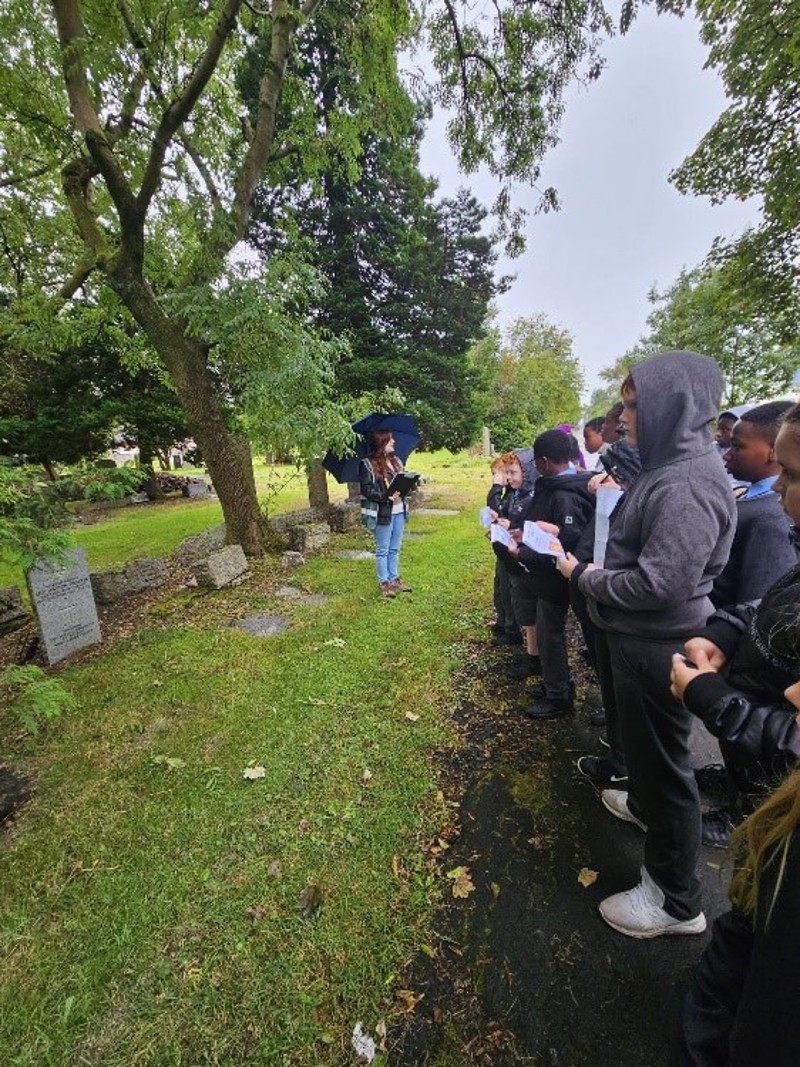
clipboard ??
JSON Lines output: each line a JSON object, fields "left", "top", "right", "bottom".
{"left": 386, "top": 471, "right": 420, "bottom": 498}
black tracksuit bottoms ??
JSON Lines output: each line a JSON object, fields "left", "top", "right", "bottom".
{"left": 606, "top": 631, "right": 703, "bottom": 920}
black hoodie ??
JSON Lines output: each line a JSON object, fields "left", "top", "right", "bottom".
{"left": 517, "top": 470, "right": 595, "bottom": 603}
{"left": 577, "top": 351, "right": 737, "bottom": 639}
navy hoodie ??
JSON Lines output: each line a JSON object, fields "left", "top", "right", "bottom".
{"left": 576, "top": 351, "right": 737, "bottom": 639}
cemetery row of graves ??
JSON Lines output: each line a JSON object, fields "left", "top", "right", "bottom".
{"left": 0, "top": 454, "right": 497, "bottom": 1064}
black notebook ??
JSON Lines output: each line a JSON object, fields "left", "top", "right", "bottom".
{"left": 386, "top": 471, "right": 420, "bottom": 498}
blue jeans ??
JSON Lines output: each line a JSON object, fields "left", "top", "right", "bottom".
{"left": 373, "top": 512, "right": 405, "bottom": 584}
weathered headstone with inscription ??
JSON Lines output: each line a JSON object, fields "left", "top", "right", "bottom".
{"left": 27, "top": 548, "right": 101, "bottom": 665}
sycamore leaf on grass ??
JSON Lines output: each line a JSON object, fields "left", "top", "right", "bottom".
{"left": 299, "top": 883, "right": 324, "bottom": 918}
{"left": 577, "top": 867, "right": 598, "bottom": 888}
{"left": 447, "top": 865, "right": 475, "bottom": 898}
{"left": 243, "top": 765, "right": 266, "bottom": 780}
{"left": 152, "top": 755, "right": 185, "bottom": 770}
{"left": 405, "top": 711, "right": 419, "bottom": 722}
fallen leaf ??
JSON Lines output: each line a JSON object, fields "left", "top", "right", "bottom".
{"left": 152, "top": 679, "right": 162, "bottom": 687}
{"left": 391, "top": 854, "right": 402, "bottom": 878}
{"left": 266, "top": 860, "right": 282, "bottom": 878}
{"left": 419, "top": 943, "right": 437, "bottom": 959}
{"left": 243, "top": 904, "right": 267, "bottom": 921}
{"left": 324, "top": 637, "right": 346, "bottom": 647}
{"left": 577, "top": 867, "right": 598, "bottom": 888}
{"left": 152, "top": 755, "right": 185, "bottom": 770}
{"left": 243, "top": 765, "right": 266, "bottom": 780}
{"left": 405, "top": 711, "right": 419, "bottom": 722}
{"left": 395, "top": 988, "right": 424, "bottom": 1013}
{"left": 361, "top": 768, "right": 373, "bottom": 785}
{"left": 298, "top": 818, "right": 311, "bottom": 834}
{"left": 298, "top": 883, "right": 324, "bottom": 918}
{"left": 490, "top": 882, "right": 501, "bottom": 898}
{"left": 447, "top": 865, "right": 475, "bottom": 899}
{"left": 375, "top": 1018, "right": 387, "bottom": 1051}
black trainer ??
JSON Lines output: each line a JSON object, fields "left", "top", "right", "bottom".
{"left": 694, "top": 763, "right": 729, "bottom": 798}
{"left": 491, "top": 631, "right": 524, "bottom": 647}
{"left": 522, "top": 696, "right": 573, "bottom": 720}
{"left": 528, "top": 679, "right": 576, "bottom": 701}
{"left": 702, "top": 808, "right": 737, "bottom": 849}
{"left": 506, "top": 654, "right": 542, "bottom": 679}
{"left": 576, "top": 755, "right": 629, "bottom": 788}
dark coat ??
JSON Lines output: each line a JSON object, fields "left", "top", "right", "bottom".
{"left": 515, "top": 471, "right": 595, "bottom": 603}
{"left": 359, "top": 457, "right": 406, "bottom": 526}
{"left": 672, "top": 827, "right": 800, "bottom": 1067}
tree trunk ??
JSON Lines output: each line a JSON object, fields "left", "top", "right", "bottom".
{"left": 306, "top": 459, "right": 330, "bottom": 510}
{"left": 42, "top": 458, "right": 57, "bottom": 481}
{"left": 137, "top": 446, "right": 164, "bottom": 500}
{"left": 108, "top": 274, "right": 269, "bottom": 555}
{"left": 347, "top": 480, "right": 360, "bottom": 503}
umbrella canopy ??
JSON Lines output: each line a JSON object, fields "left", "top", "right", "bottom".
{"left": 321, "top": 413, "right": 421, "bottom": 484}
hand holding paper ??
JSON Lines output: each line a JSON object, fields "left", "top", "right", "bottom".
{"left": 521, "top": 520, "right": 565, "bottom": 557}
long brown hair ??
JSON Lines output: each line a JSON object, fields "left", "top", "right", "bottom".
{"left": 367, "top": 431, "right": 402, "bottom": 482}
{"left": 729, "top": 769, "right": 800, "bottom": 924}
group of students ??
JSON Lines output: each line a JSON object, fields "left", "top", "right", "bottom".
{"left": 485, "top": 350, "right": 800, "bottom": 1064}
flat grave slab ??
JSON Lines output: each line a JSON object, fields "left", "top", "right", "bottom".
{"left": 228, "top": 614, "right": 289, "bottom": 637}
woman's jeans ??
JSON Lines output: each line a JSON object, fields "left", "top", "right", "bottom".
{"left": 373, "top": 512, "right": 405, "bottom": 584}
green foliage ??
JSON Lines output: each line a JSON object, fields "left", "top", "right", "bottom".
{"left": 473, "top": 315, "right": 584, "bottom": 444}
{"left": 488, "top": 412, "right": 535, "bottom": 453}
{"left": 0, "top": 464, "right": 72, "bottom": 566}
{"left": 64, "top": 465, "right": 146, "bottom": 503}
{"left": 1, "top": 664, "right": 77, "bottom": 735}
{"left": 645, "top": 266, "right": 800, "bottom": 403}
{"left": 669, "top": 0, "right": 800, "bottom": 344}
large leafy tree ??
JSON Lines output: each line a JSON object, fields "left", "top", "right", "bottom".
{"left": 472, "top": 314, "right": 585, "bottom": 447}
{"left": 0, "top": 0, "right": 613, "bottom": 554}
{"left": 644, "top": 265, "right": 800, "bottom": 403}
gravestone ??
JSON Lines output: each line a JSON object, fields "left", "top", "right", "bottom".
{"left": 185, "top": 477, "right": 210, "bottom": 498}
{"left": 192, "top": 544, "right": 248, "bottom": 589}
{"left": 27, "top": 548, "right": 101, "bottom": 665}
{"left": 281, "top": 551, "right": 305, "bottom": 569}
{"left": 229, "top": 614, "right": 289, "bottom": 637}
{"left": 91, "top": 557, "right": 169, "bottom": 604}
{"left": 174, "top": 523, "right": 227, "bottom": 566}
{"left": 290, "top": 522, "right": 331, "bottom": 553}
{"left": 327, "top": 502, "right": 360, "bottom": 533}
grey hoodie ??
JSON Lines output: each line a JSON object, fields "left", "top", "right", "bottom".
{"left": 577, "top": 351, "right": 737, "bottom": 639}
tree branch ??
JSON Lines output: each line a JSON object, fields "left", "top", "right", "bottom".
{"left": 58, "top": 258, "right": 96, "bottom": 300}
{"left": 52, "top": 0, "right": 138, "bottom": 221}
{"left": 136, "top": 0, "right": 242, "bottom": 214}
{"left": 0, "top": 163, "right": 55, "bottom": 189}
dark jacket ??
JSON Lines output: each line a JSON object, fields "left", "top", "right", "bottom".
{"left": 359, "top": 457, "right": 407, "bottom": 526}
{"left": 683, "top": 560, "right": 800, "bottom": 792}
{"left": 711, "top": 493, "right": 798, "bottom": 609}
{"left": 576, "top": 352, "right": 737, "bottom": 639}
{"left": 516, "top": 471, "right": 595, "bottom": 603}
{"left": 495, "top": 447, "right": 538, "bottom": 528}
{"left": 673, "top": 827, "right": 800, "bottom": 1067}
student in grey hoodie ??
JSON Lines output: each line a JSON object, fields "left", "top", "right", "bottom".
{"left": 559, "top": 351, "right": 737, "bottom": 938}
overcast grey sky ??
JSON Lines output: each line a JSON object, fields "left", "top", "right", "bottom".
{"left": 416, "top": 7, "right": 761, "bottom": 397}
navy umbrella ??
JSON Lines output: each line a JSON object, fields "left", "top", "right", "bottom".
{"left": 321, "top": 413, "right": 421, "bottom": 483}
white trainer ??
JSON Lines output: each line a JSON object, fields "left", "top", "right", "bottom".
{"left": 600, "top": 867, "right": 707, "bottom": 939}
{"left": 601, "top": 788, "right": 648, "bottom": 832}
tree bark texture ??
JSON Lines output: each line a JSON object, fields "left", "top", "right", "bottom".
{"left": 305, "top": 459, "right": 330, "bottom": 510}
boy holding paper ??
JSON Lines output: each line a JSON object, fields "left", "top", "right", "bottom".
{"left": 506, "top": 429, "right": 594, "bottom": 719}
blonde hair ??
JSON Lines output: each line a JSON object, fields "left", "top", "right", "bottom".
{"left": 729, "top": 769, "right": 800, "bottom": 924}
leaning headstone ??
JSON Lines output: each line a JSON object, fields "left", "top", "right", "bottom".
{"left": 290, "top": 522, "right": 331, "bottom": 554}
{"left": 192, "top": 544, "right": 248, "bottom": 589}
{"left": 0, "top": 586, "right": 30, "bottom": 635}
{"left": 27, "top": 548, "right": 101, "bottom": 665}
{"left": 91, "top": 557, "right": 169, "bottom": 604}
{"left": 174, "top": 523, "right": 227, "bottom": 566}
{"left": 281, "top": 551, "right": 305, "bottom": 569}
{"left": 127, "top": 491, "right": 149, "bottom": 504}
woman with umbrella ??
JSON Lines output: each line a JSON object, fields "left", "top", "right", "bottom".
{"left": 360, "top": 431, "right": 413, "bottom": 598}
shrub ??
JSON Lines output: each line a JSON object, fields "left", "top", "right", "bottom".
{"left": 1, "top": 664, "right": 77, "bottom": 735}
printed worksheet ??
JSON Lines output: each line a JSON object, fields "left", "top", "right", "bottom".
{"left": 522, "top": 520, "right": 565, "bottom": 557}
{"left": 490, "top": 523, "right": 514, "bottom": 548}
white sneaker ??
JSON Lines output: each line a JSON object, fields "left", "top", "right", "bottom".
{"left": 601, "top": 789, "right": 647, "bottom": 832}
{"left": 600, "top": 867, "right": 707, "bottom": 939}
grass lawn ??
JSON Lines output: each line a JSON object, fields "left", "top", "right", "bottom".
{"left": 1, "top": 452, "right": 495, "bottom": 1065}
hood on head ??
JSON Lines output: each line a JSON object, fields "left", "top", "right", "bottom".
{"left": 512, "top": 446, "right": 538, "bottom": 492}
{"left": 630, "top": 351, "right": 723, "bottom": 469}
